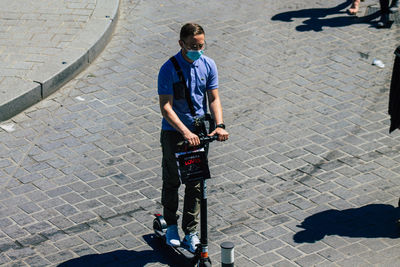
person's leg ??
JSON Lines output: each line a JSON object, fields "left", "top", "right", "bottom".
{"left": 161, "top": 164, "right": 180, "bottom": 226}
{"left": 380, "top": 0, "right": 390, "bottom": 13}
{"left": 348, "top": 0, "right": 361, "bottom": 14}
{"left": 161, "top": 130, "right": 188, "bottom": 247}
{"left": 182, "top": 181, "right": 201, "bottom": 235}
{"left": 378, "top": 0, "right": 391, "bottom": 28}
{"left": 181, "top": 180, "right": 201, "bottom": 253}
{"left": 160, "top": 130, "right": 181, "bottom": 226}
{"left": 390, "top": 0, "right": 399, "bottom": 12}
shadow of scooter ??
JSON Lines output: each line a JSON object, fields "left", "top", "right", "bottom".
{"left": 57, "top": 234, "right": 187, "bottom": 267}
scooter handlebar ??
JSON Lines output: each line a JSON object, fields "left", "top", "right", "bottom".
{"left": 177, "top": 135, "right": 218, "bottom": 147}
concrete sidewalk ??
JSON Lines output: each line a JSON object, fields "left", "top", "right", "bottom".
{"left": 0, "top": 0, "right": 120, "bottom": 122}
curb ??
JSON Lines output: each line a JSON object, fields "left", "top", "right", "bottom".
{"left": 0, "top": 0, "right": 120, "bottom": 122}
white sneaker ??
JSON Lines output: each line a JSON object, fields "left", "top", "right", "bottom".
{"left": 182, "top": 232, "right": 200, "bottom": 253}
{"left": 166, "top": 225, "right": 180, "bottom": 247}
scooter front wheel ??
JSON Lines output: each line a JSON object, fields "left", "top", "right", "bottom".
{"left": 197, "top": 257, "right": 212, "bottom": 267}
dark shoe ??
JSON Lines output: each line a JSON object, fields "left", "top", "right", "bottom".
{"left": 390, "top": 0, "right": 399, "bottom": 13}
{"left": 377, "top": 14, "right": 391, "bottom": 28}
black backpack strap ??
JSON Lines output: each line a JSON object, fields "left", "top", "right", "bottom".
{"left": 170, "top": 56, "right": 197, "bottom": 117}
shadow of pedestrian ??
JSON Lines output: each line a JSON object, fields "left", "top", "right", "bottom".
{"left": 271, "top": 0, "right": 381, "bottom": 32}
{"left": 57, "top": 235, "right": 188, "bottom": 267}
{"left": 293, "top": 204, "right": 400, "bottom": 243}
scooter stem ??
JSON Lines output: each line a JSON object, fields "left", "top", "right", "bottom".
{"left": 199, "top": 179, "right": 211, "bottom": 265}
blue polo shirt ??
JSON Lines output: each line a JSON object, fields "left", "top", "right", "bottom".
{"left": 158, "top": 51, "right": 218, "bottom": 131}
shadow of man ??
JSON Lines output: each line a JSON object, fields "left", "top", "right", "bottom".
{"left": 294, "top": 204, "right": 400, "bottom": 243}
{"left": 58, "top": 234, "right": 190, "bottom": 267}
{"left": 272, "top": 0, "right": 381, "bottom": 31}
{"left": 272, "top": 0, "right": 352, "bottom": 22}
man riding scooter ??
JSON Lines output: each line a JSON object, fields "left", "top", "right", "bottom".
{"left": 157, "top": 22, "right": 229, "bottom": 252}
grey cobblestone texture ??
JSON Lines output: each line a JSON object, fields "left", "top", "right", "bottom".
{"left": 0, "top": 0, "right": 93, "bottom": 73}
{"left": 1, "top": 0, "right": 400, "bottom": 266}
{"left": 0, "top": 0, "right": 119, "bottom": 121}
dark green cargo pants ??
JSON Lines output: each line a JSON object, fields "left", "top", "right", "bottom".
{"left": 160, "top": 130, "right": 203, "bottom": 235}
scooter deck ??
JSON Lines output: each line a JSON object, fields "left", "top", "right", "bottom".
{"left": 175, "top": 246, "right": 196, "bottom": 260}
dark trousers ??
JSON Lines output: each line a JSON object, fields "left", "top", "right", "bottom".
{"left": 380, "top": 0, "right": 398, "bottom": 13}
{"left": 160, "top": 130, "right": 201, "bottom": 235}
{"left": 380, "top": 0, "right": 390, "bottom": 14}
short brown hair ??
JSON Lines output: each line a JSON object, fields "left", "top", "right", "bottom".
{"left": 180, "top": 23, "right": 205, "bottom": 40}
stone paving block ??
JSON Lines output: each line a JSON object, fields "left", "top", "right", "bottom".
{"left": 100, "top": 227, "right": 128, "bottom": 240}
{"left": 335, "top": 255, "right": 371, "bottom": 266}
{"left": 24, "top": 255, "right": 51, "bottom": 267}
{"left": 54, "top": 236, "right": 84, "bottom": 251}
{"left": 237, "top": 243, "right": 264, "bottom": 259}
{"left": 71, "top": 244, "right": 97, "bottom": 257}
{"left": 240, "top": 231, "right": 267, "bottom": 246}
{"left": 45, "top": 250, "right": 75, "bottom": 265}
{"left": 295, "top": 253, "right": 326, "bottom": 266}
{"left": 9, "top": 184, "right": 37, "bottom": 195}
{"left": 18, "top": 234, "right": 47, "bottom": 247}
{"left": 55, "top": 204, "right": 79, "bottom": 217}
{"left": 2, "top": 224, "right": 30, "bottom": 240}
{"left": 0, "top": 218, "right": 13, "bottom": 228}
{"left": 10, "top": 214, "right": 35, "bottom": 227}
{"left": 0, "top": 237, "right": 21, "bottom": 253}
{"left": 75, "top": 200, "right": 102, "bottom": 211}
{"left": 93, "top": 239, "right": 122, "bottom": 254}
{"left": 24, "top": 221, "right": 53, "bottom": 235}
{"left": 0, "top": 254, "right": 10, "bottom": 265}
{"left": 121, "top": 219, "right": 150, "bottom": 236}
{"left": 257, "top": 239, "right": 286, "bottom": 253}
{"left": 6, "top": 247, "right": 36, "bottom": 261}
{"left": 32, "top": 242, "right": 59, "bottom": 259}
{"left": 18, "top": 202, "right": 42, "bottom": 214}
{"left": 40, "top": 228, "right": 65, "bottom": 243}
{"left": 252, "top": 252, "right": 283, "bottom": 266}
{"left": 318, "top": 246, "right": 347, "bottom": 262}
{"left": 234, "top": 257, "right": 258, "bottom": 267}
{"left": 70, "top": 212, "right": 97, "bottom": 224}
{"left": 273, "top": 259, "right": 299, "bottom": 267}
{"left": 1, "top": 196, "right": 28, "bottom": 209}
{"left": 276, "top": 245, "right": 303, "bottom": 261}
{"left": 48, "top": 216, "right": 74, "bottom": 230}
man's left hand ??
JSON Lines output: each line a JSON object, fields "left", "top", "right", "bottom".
{"left": 209, "top": 127, "right": 229, "bottom": 142}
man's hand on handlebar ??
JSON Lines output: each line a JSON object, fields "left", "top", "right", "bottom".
{"left": 209, "top": 127, "right": 229, "bottom": 142}
{"left": 183, "top": 131, "right": 201, "bottom": 147}
{"left": 181, "top": 127, "right": 228, "bottom": 147}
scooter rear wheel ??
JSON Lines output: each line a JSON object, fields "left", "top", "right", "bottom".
{"left": 153, "top": 214, "right": 167, "bottom": 237}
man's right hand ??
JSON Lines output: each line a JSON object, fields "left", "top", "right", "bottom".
{"left": 183, "top": 131, "right": 200, "bottom": 146}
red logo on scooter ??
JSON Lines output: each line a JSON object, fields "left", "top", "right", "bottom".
{"left": 185, "top": 158, "right": 201, "bottom": 165}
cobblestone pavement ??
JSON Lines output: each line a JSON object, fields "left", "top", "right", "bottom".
{"left": 0, "top": 0, "right": 96, "bottom": 89}
{"left": 1, "top": 0, "right": 400, "bottom": 266}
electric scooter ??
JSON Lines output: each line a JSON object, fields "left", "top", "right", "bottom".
{"left": 153, "top": 135, "right": 218, "bottom": 267}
